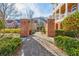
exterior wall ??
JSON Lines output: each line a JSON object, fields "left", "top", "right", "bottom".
{"left": 5, "top": 21, "right": 16, "bottom": 28}
{"left": 56, "top": 23, "right": 58, "bottom": 30}
{"left": 20, "top": 19, "right": 30, "bottom": 37}
{"left": 55, "top": 22, "right": 61, "bottom": 30}
{"left": 5, "top": 20, "right": 20, "bottom": 28}
{"left": 29, "top": 21, "right": 32, "bottom": 34}
{"left": 76, "top": 3, "right": 78, "bottom": 10}
{"left": 68, "top": 4, "right": 72, "bottom": 12}
{"left": 31, "top": 21, "right": 37, "bottom": 31}
{"left": 78, "top": 3, "right": 79, "bottom": 10}
{"left": 6, "top": 22, "right": 15, "bottom": 28}
{"left": 48, "top": 19, "right": 55, "bottom": 37}
{"left": 52, "top": 3, "right": 79, "bottom": 30}
{"left": 32, "top": 22, "right": 37, "bottom": 31}
{"left": 29, "top": 21, "right": 37, "bottom": 34}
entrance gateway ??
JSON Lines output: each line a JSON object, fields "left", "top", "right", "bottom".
{"left": 20, "top": 19, "right": 55, "bottom": 37}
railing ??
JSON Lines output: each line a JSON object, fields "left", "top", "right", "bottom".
{"left": 60, "top": 14, "right": 65, "bottom": 19}
{"left": 55, "top": 14, "right": 59, "bottom": 20}
{"left": 52, "top": 11, "right": 75, "bottom": 21}
{"left": 55, "top": 14, "right": 65, "bottom": 20}
{"left": 55, "top": 12, "right": 72, "bottom": 20}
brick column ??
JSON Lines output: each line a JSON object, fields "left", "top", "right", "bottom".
{"left": 56, "top": 23, "right": 58, "bottom": 30}
{"left": 48, "top": 19, "right": 55, "bottom": 37}
{"left": 20, "top": 19, "right": 30, "bottom": 37}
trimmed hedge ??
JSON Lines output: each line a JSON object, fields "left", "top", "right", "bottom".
{"left": 55, "top": 30, "right": 64, "bottom": 36}
{"left": 1, "top": 28, "right": 20, "bottom": 33}
{"left": 0, "top": 37, "right": 21, "bottom": 56}
{"left": 65, "top": 30, "right": 77, "bottom": 37}
{"left": 55, "top": 36, "right": 79, "bottom": 56}
{"left": 55, "top": 30, "right": 78, "bottom": 37}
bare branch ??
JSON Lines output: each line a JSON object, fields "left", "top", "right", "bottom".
{"left": 0, "top": 3, "right": 20, "bottom": 20}
{"left": 25, "top": 8, "right": 34, "bottom": 19}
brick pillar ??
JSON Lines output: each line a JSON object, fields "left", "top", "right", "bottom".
{"left": 20, "top": 19, "right": 30, "bottom": 37}
{"left": 60, "top": 23, "right": 63, "bottom": 29}
{"left": 56, "top": 23, "right": 58, "bottom": 30}
{"left": 58, "top": 22, "right": 60, "bottom": 30}
{"left": 48, "top": 19, "right": 55, "bottom": 37}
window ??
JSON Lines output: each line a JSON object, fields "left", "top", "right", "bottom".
{"left": 72, "top": 4, "right": 77, "bottom": 12}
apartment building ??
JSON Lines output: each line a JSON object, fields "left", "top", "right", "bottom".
{"left": 52, "top": 3, "right": 79, "bottom": 30}
{"left": 29, "top": 20, "right": 38, "bottom": 34}
{"left": 5, "top": 20, "right": 20, "bottom": 28}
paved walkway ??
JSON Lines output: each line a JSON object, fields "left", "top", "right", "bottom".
{"left": 15, "top": 32, "right": 67, "bottom": 56}
{"left": 15, "top": 35, "right": 54, "bottom": 56}
{"left": 33, "top": 32, "right": 67, "bottom": 56}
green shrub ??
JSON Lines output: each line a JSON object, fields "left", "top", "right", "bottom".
{"left": 0, "top": 37, "right": 21, "bottom": 56}
{"left": 55, "top": 30, "right": 64, "bottom": 36}
{"left": 31, "top": 30, "right": 36, "bottom": 34}
{"left": 0, "top": 20, "right": 4, "bottom": 30}
{"left": 64, "top": 30, "right": 77, "bottom": 38}
{"left": 62, "top": 11, "right": 79, "bottom": 31}
{"left": 55, "top": 36, "right": 79, "bottom": 56}
{"left": 41, "top": 27, "right": 46, "bottom": 33}
{"left": 1, "top": 28, "right": 20, "bottom": 33}
{"left": 55, "top": 30, "right": 78, "bottom": 37}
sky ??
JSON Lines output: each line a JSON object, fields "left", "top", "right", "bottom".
{"left": 15, "top": 3, "right": 53, "bottom": 19}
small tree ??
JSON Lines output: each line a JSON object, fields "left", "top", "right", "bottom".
{"left": 25, "top": 8, "right": 34, "bottom": 34}
{"left": 0, "top": 3, "right": 20, "bottom": 20}
{"left": 0, "top": 19, "right": 4, "bottom": 37}
{"left": 0, "top": 20, "right": 4, "bottom": 29}
{"left": 62, "top": 11, "right": 79, "bottom": 37}
{"left": 0, "top": 3, "right": 21, "bottom": 36}
{"left": 25, "top": 8, "right": 34, "bottom": 19}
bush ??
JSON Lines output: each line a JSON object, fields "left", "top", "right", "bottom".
{"left": 55, "top": 36, "right": 79, "bottom": 56}
{"left": 31, "top": 30, "right": 36, "bottom": 34}
{"left": 55, "top": 30, "right": 78, "bottom": 37}
{"left": 0, "top": 20, "right": 4, "bottom": 30}
{"left": 62, "top": 11, "right": 79, "bottom": 31}
{"left": 55, "top": 30, "right": 64, "bottom": 36}
{"left": 64, "top": 30, "right": 77, "bottom": 38}
{"left": 1, "top": 28, "right": 20, "bottom": 33}
{"left": 0, "top": 36, "right": 21, "bottom": 56}
{"left": 41, "top": 27, "right": 46, "bottom": 34}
